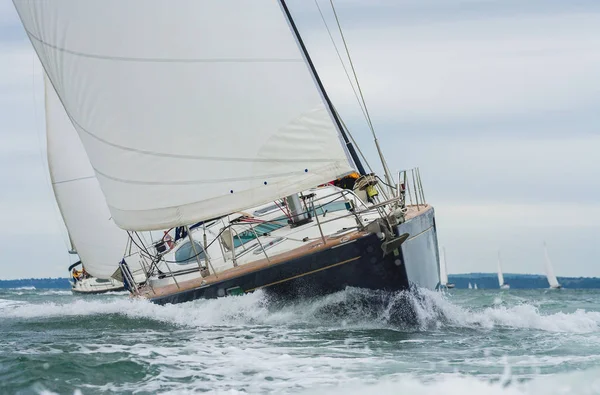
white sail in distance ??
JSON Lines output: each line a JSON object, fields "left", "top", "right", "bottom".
{"left": 543, "top": 242, "right": 561, "bottom": 288}
{"left": 14, "top": 0, "right": 355, "bottom": 231}
{"left": 440, "top": 247, "right": 449, "bottom": 286}
{"left": 45, "top": 75, "right": 134, "bottom": 279}
{"left": 497, "top": 251, "right": 505, "bottom": 287}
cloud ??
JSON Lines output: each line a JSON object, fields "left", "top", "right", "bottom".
{"left": 437, "top": 203, "right": 600, "bottom": 277}
{"left": 300, "top": 10, "right": 600, "bottom": 124}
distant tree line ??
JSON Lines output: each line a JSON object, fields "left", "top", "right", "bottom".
{"left": 1, "top": 274, "right": 600, "bottom": 289}
{"left": 0, "top": 278, "right": 71, "bottom": 289}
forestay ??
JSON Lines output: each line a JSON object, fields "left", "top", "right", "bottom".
{"left": 15, "top": 0, "right": 355, "bottom": 230}
{"left": 45, "top": 75, "right": 132, "bottom": 279}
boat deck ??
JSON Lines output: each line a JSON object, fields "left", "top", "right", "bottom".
{"left": 138, "top": 204, "right": 431, "bottom": 300}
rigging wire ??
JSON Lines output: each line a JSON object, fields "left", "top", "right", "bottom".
{"left": 318, "top": 0, "right": 396, "bottom": 192}
{"left": 327, "top": 0, "right": 375, "bottom": 133}
{"left": 313, "top": 0, "right": 371, "bottom": 132}
{"left": 333, "top": 107, "right": 373, "bottom": 173}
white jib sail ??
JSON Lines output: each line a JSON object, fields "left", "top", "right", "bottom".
{"left": 497, "top": 251, "right": 505, "bottom": 287}
{"left": 543, "top": 242, "right": 560, "bottom": 288}
{"left": 45, "top": 75, "right": 135, "bottom": 279}
{"left": 15, "top": 0, "right": 355, "bottom": 231}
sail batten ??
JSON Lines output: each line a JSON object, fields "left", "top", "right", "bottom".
{"left": 15, "top": 0, "right": 355, "bottom": 230}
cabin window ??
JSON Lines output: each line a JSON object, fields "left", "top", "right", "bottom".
{"left": 231, "top": 201, "right": 347, "bottom": 249}
{"left": 314, "top": 201, "right": 347, "bottom": 215}
{"left": 232, "top": 218, "right": 288, "bottom": 248}
{"left": 175, "top": 241, "right": 205, "bottom": 264}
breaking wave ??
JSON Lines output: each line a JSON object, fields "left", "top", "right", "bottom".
{"left": 3, "top": 287, "right": 600, "bottom": 334}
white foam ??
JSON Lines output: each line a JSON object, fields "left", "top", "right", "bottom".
{"left": 2, "top": 287, "right": 600, "bottom": 334}
{"left": 300, "top": 368, "right": 600, "bottom": 395}
{"left": 0, "top": 298, "right": 27, "bottom": 309}
{"left": 413, "top": 289, "right": 600, "bottom": 333}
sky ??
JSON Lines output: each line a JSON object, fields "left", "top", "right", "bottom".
{"left": 1, "top": 0, "right": 600, "bottom": 279}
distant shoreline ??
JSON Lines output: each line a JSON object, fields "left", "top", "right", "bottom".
{"left": 448, "top": 273, "right": 600, "bottom": 289}
{"left": 0, "top": 278, "right": 71, "bottom": 289}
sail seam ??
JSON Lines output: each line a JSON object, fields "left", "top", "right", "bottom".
{"left": 68, "top": 115, "right": 339, "bottom": 163}
{"left": 93, "top": 167, "right": 339, "bottom": 186}
{"left": 24, "top": 28, "right": 303, "bottom": 63}
{"left": 52, "top": 175, "right": 96, "bottom": 185}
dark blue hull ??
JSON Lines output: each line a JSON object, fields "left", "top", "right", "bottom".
{"left": 150, "top": 207, "right": 440, "bottom": 305}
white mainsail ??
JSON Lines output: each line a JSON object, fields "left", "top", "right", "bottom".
{"left": 440, "top": 247, "right": 449, "bottom": 286}
{"left": 15, "top": 0, "right": 355, "bottom": 231}
{"left": 543, "top": 242, "right": 561, "bottom": 288}
{"left": 497, "top": 251, "right": 505, "bottom": 288}
{"left": 45, "top": 75, "right": 133, "bottom": 279}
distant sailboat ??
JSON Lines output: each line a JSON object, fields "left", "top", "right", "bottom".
{"left": 497, "top": 251, "right": 510, "bottom": 289}
{"left": 44, "top": 75, "right": 148, "bottom": 294}
{"left": 468, "top": 282, "right": 473, "bottom": 289}
{"left": 439, "top": 247, "right": 455, "bottom": 289}
{"left": 474, "top": 283, "right": 478, "bottom": 290}
{"left": 543, "top": 242, "right": 562, "bottom": 289}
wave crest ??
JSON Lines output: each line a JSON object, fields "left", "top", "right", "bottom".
{"left": 2, "top": 288, "right": 600, "bottom": 333}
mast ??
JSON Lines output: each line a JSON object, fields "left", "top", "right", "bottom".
{"left": 278, "top": 0, "right": 366, "bottom": 176}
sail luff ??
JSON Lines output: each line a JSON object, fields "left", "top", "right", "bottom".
{"left": 543, "top": 242, "right": 560, "bottom": 288}
{"left": 14, "top": 0, "right": 356, "bottom": 231}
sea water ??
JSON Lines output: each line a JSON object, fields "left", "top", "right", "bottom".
{"left": 1, "top": 287, "right": 600, "bottom": 394}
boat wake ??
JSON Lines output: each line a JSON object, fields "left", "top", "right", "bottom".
{"left": 2, "top": 288, "right": 600, "bottom": 334}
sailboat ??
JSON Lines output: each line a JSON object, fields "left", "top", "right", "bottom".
{"left": 543, "top": 242, "right": 562, "bottom": 289}
{"left": 468, "top": 282, "right": 473, "bottom": 289}
{"left": 474, "top": 283, "right": 478, "bottom": 290}
{"left": 44, "top": 75, "right": 148, "bottom": 294}
{"left": 16, "top": 0, "right": 442, "bottom": 305}
{"left": 497, "top": 251, "right": 510, "bottom": 289}
{"left": 439, "top": 247, "right": 455, "bottom": 289}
